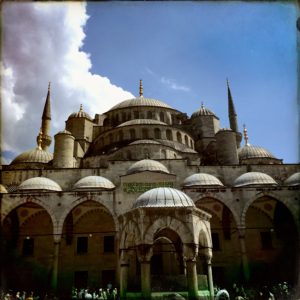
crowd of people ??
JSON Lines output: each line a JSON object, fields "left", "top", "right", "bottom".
{"left": 71, "top": 286, "right": 119, "bottom": 300}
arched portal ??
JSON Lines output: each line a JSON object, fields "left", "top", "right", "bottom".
{"left": 151, "top": 228, "right": 184, "bottom": 291}
{"left": 195, "top": 197, "right": 240, "bottom": 285}
{"left": 2, "top": 202, "right": 54, "bottom": 294}
{"left": 245, "top": 196, "right": 298, "bottom": 286}
{"left": 58, "top": 200, "right": 117, "bottom": 293}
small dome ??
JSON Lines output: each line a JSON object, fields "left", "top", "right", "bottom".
{"left": 133, "top": 187, "right": 195, "bottom": 208}
{"left": 11, "top": 148, "right": 53, "bottom": 165}
{"left": 129, "top": 139, "right": 161, "bottom": 145}
{"left": 183, "top": 173, "right": 224, "bottom": 187}
{"left": 233, "top": 172, "right": 277, "bottom": 187}
{"left": 117, "top": 119, "right": 167, "bottom": 127}
{"left": 73, "top": 176, "right": 115, "bottom": 190}
{"left": 238, "top": 145, "right": 276, "bottom": 160}
{"left": 18, "top": 177, "right": 62, "bottom": 191}
{"left": 0, "top": 184, "right": 8, "bottom": 193}
{"left": 284, "top": 172, "right": 300, "bottom": 186}
{"left": 68, "top": 105, "right": 92, "bottom": 121}
{"left": 127, "top": 159, "right": 169, "bottom": 175}
{"left": 108, "top": 96, "right": 172, "bottom": 111}
{"left": 56, "top": 129, "right": 72, "bottom": 135}
{"left": 191, "top": 104, "right": 218, "bottom": 119}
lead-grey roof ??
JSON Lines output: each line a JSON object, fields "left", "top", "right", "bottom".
{"left": 73, "top": 176, "right": 115, "bottom": 190}
{"left": 233, "top": 172, "right": 277, "bottom": 187}
{"left": 108, "top": 96, "right": 172, "bottom": 111}
{"left": 183, "top": 173, "right": 224, "bottom": 187}
{"left": 158, "top": 140, "right": 197, "bottom": 153}
{"left": 238, "top": 144, "right": 276, "bottom": 160}
{"left": 191, "top": 104, "right": 219, "bottom": 119}
{"left": 117, "top": 119, "right": 167, "bottom": 127}
{"left": 18, "top": 177, "right": 62, "bottom": 191}
{"left": 129, "top": 139, "right": 161, "bottom": 145}
{"left": 127, "top": 159, "right": 169, "bottom": 175}
{"left": 133, "top": 187, "right": 195, "bottom": 208}
{"left": 11, "top": 148, "right": 53, "bottom": 165}
{"left": 284, "top": 172, "right": 300, "bottom": 186}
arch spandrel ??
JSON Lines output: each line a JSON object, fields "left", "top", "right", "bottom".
{"left": 119, "top": 219, "right": 142, "bottom": 249}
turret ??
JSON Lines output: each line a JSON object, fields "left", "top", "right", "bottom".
{"left": 53, "top": 130, "right": 75, "bottom": 168}
{"left": 216, "top": 128, "right": 239, "bottom": 165}
{"left": 37, "top": 82, "right": 52, "bottom": 150}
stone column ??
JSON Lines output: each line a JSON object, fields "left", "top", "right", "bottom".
{"left": 120, "top": 261, "right": 129, "bottom": 299}
{"left": 238, "top": 228, "right": 250, "bottom": 282}
{"left": 141, "top": 260, "right": 151, "bottom": 299}
{"left": 206, "top": 257, "right": 214, "bottom": 300}
{"left": 51, "top": 241, "right": 60, "bottom": 291}
{"left": 186, "top": 259, "right": 199, "bottom": 300}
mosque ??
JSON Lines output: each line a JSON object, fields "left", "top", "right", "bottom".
{"left": 1, "top": 80, "right": 299, "bottom": 299}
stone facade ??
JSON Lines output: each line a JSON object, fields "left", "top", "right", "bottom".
{"left": 1, "top": 82, "right": 299, "bottom": 299}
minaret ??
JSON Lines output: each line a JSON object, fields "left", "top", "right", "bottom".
{"left": 139, "top": 79, "right": 143, "bottom": 97}
{"left": 37, "top": 82, "right": 52, "bottom": 151}
{"left": 227, "top": 79, "right": 241, "bottom": 148}
{"left": 227, "top": 79, "right": 238, "bottom": 132}
{"left": 243, "top": 124, "right": 250, "bottom": 146}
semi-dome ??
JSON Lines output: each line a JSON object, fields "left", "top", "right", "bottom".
{"left": 233, "top": 172, "right": 277, "bottom": 187}
{"left": 183, "top": 173, "right": 224, "bottom": 187}
{"left": 73, "top": 176, "right": 115, "bottom": 190}
{"left": 133, "top": 187, "right": 195, "bottom": 208}
{"left": 108, "top": 96, "right": 172, "bottom": 112}
{"left": 238, "top": 144, "right": 276, "bottom": 160}
{"left": 0, "top": 184, "right": 8, "bottom": 193}
{"left": 127, "top": 159, "right": 169, "bottom": 175}
{"left": 117, "top": 119, "right": 167, "bottom": 127}
{"left": 18, "top": 177, "right": 62, "bottom": 191}
{"left": 68, "top": 104, "right": 92, "bottom": 121}
{"left": 11, "top": 148, "right": 53, "bottom": 165}
{"left": 191, "top": 104, "right": 218, "bottom": 119}
{"left": 284, "top": 172, "right": 300, "bottom": 186}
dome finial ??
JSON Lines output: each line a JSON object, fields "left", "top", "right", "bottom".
{"left": 139, "top": 79, "right": 143, "bottom": 97}
{"left": 79, "top": 104, "right": 83, "bottom": 112}
{"left": 37, "top": 128, "right": 43, "bottom": 150}
{"left": 201, "top": 102, "right": 204, "bottom": 108}
{"left": 48, "top": 82, "right": 51, "bottom": 92}
{"left": 243, "top": 124, "right": 249, "bottom": 146}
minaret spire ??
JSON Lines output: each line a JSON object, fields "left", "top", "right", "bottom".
{"left": 37, "top": 82, "right": 52, "bottom": 151}
{"left": 139, "top": 79, "right": 143, "bottom": 97}
{"left": 243, "top": 124, "right": 250, "bottom": 146}
{"left": 227, "top": 79, "right": 238, "bottom": 132}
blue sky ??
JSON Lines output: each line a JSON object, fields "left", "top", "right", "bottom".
{"left": 83, "top": 2, "right": 298, "bottom": 163}
{"left": 2, "top": 1, "right": 299, "bottom": 164}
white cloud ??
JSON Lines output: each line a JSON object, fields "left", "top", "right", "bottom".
{"left": 2, "top": 2, "right": 134, "bottom": 163}
{"left": 161, "top": 77, "right": 190, "bottom": 92}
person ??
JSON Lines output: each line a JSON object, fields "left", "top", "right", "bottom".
{"left": 16, "top": 292, "right": 22, "bottom": 300}
{"left": 26, "top": 292, "right": 34, "bottom": 300}
{"left": 112, "top": 288, "right": 118, "bottom": 300}
{"left": 215, "top": 289, "right": 230, "bottom": 300}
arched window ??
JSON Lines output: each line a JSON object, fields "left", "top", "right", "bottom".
{"left": 166, "top": 129, "right": 172, "bottom": 141}
{"left": 134, "top": 111, "right": 139, "bottom": 119}
{"left": 130, "top": 129, "right": 136, "bottom": 139}
{"left": 108, "top": 133, "right": 113, "bottom": 144}
{"left": 184, "top": 135, "right": 188, "bottom": 145}
{"left": 147, "top": 111, "right": 152, "bottom": 119}
{"left": 126, "top": 150, "right": 132, "bottom": 160}
{"left": 160, "top": 112, "right": 165, "bottom": 122}
{"left": 154, "top": 128, "right": 161, "bottom": 139}
{"left": 161, "top": 149, "right": 167, "bottom": 159}
{"left": 142, "top": 128, "right": 149, "bottom": 139}
{"left": 176, "top": 131, "right": 182, "bottom": 143}
{"left": 144, "top": 148, "right": 150, "bottom": 159}
{"left": 122, "top": 112, "right": 126, "bottom": 122}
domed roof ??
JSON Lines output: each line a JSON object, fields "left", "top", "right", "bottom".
{"left": 73, "top": 176, "right": 115, "bottom": 190}
{"left": 0, "top": 184, "right": 8, "bottom": 193}
{"left": 238, "top": 144, "right": 276, "bottom": 160}
{"left": 284, "top": 172, "right": 300, "bottom": 186}
{"left": 183, "top": 173, "right": 224, "bottom": 187}
{"left": 158, "top": 140, "right": 197, "bottom": 153}
{"left": 11, "top": 148, "right": 53, "bottom": 165}
{"left": 129, "top": 139, "right": 161, "bottom": 146}
{"left": 18, "top": 177, "right": 62, "bottom": 191}
{"left": 133, "top": 187, "right": 195, "bottom": 208}
{"left": 127, "top": 159, "right": 169, "bottom": 175}
{"left": 56, "top": 129, "right": 72, "bottom": 135}
{"left": 233, "top": 172, "right": 277, "bottom": 187}
{"left": 191, "top": 104, "right": 218, "bottom": 119}
{"left": 108, "top": 96, "right": 172, "bottom": 111}
{"left": 117, "top": 119, "right": 167, "bottom": 127}
{"left": 68, "top": 104, "right": 92, "bottom": 121}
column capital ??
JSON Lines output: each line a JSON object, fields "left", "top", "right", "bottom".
{"left": 183, "top": 243, "right": 198, "bottom": 262}
{"left": 137, "top": 244, "right": 153, "bottom": 262}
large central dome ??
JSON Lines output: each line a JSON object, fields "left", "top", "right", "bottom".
{"left": 108, "top": 96, "right": 172, "bottom": 112}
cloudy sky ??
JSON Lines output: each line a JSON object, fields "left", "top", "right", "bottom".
{"left": 1, "top": 2, "right": 299, "bottom": 164}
